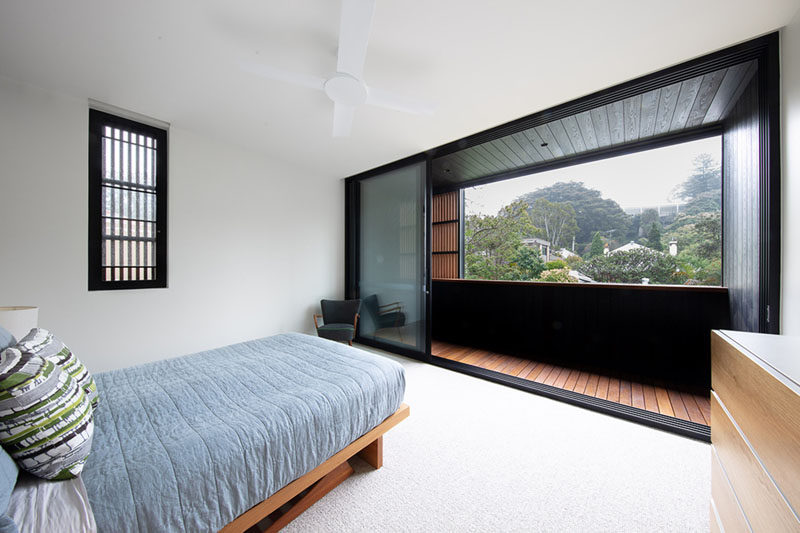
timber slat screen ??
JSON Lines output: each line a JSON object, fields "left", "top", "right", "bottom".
{"left": 432, "top": 191, "right": 460, "bottom": 279}
{"left": 101, "top": 126, "right": 157, "bottom": 281}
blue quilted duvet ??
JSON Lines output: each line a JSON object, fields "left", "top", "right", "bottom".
{"left": 82, "top": 333, "right": 405, "bottom": 532}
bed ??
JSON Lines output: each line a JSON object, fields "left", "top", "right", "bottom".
{"left": 73, "top": 332, "right": 407, "bottom": 532}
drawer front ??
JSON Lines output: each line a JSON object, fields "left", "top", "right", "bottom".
{"left": 711, "top": 392, "right": 799, "bottom": 531}
{"left": 711, "top": 446, "right": 751, "bottom": 533}
{"left": 711, "top": 332, "right": 800, "bottom": 512}
{"left": 709, "top": 511, "right": 722, "bottom": 533}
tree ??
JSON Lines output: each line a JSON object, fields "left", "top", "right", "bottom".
{"left": 514, "top": 245, "right": 546, "bottom": 280}
{"left": 674, "top": 153, "right": 721, "bottom": 201}
{"left": 648, "top": 223, "right": 664, "bottom": 251}
{"left": 662, "top": 153, "right": 722, "bottom": 284}
{"left": 589, "top": 231, "right": 604, "bottom": 258}
{"left": 694, "top": 213, "right": 721, "bottom": 260}
{"left": 464, "top": 200, "right": 542, "bottom": 280}
{"left": 528, "top": 198, "right": 578, "bottom": 249}
{"left": 682, "top": 190, "right": 721, "bottom": 215}
{"left": 640, "top": 209, "right": 660, "bottom": 232}
{"left": 581, "top": 248, "right": 679, "bottom": 284}
{"left": 518, "top": 181, "right": 631, "bottom": 247}
{"left": 626, "top": 213, "right": 641, "bottom": 241}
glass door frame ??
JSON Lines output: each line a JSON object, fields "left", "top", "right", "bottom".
{"left": 345, "top": 153, "right": 432, "bottom": 363}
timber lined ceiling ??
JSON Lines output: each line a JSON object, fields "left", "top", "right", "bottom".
{"left": 431, "top": 59, "right": 757, "bottom": 189}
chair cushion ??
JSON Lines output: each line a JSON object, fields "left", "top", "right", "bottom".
{"left": 16, "top": 329, "right": 98, "bottom": 411}
{"left": 0, "top": 347, "right": 94, "bottom": 480}
{"left": 317, "top": 324, "right": 356, "bottom": 342}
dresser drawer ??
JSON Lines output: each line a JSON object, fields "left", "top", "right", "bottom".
{"left": 711, "top": 332, "right": 800, "bottom": 512}
{"left": 711, "top": 391, "right": 799, "bottom": 531}
{"left": 711, "top": 445, "right": 750, "bottom": 533}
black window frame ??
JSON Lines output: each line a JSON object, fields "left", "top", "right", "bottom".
{"left": 88, "top": 109, "right": 168, "bottom": 291}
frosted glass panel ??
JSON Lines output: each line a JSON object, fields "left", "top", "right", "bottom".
{"left": 359, "top": 162, "right": 425, "bottom": 351}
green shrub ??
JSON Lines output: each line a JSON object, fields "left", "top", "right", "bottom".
{"left": 581, "top": 248, "right": 680, "bottom": 284}
{"left": 538, "top": 267, "right": 578, "bottom": 283}
{"left": 545, "top": 259, "right": 568, "bottom": 270}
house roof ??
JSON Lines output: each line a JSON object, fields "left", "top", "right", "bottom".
{"left": 611, "top": 241, "right": 648, "bottom": 254}
{"left": 0, "top": 1, "right": 797, "bottom": 180}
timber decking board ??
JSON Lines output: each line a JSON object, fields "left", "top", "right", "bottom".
{"left": 432, "top": 340, "right": 710, "bottom": 425}
{"left": 631, "top": 382, "right": 646, "bottom": 409}
{"left": 596, "top": 376, "right": 610, "bottom": 400}
{"left": 643, "top": 384, "right": 660, "bottom": 413}
{"left": 573, "top": 371, "right": 590, "bottom": 394}
{"left": 619, "top": 380, "right": 633, "bottom": 406}
{"left": 654, "top": 385, "right": 676, "bottom": 418}
{"left": 584, "top": 374, "right": 600, "bottom": 397}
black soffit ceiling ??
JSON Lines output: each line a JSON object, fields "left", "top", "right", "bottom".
{"left": 431, "top": 59, "right": 757, "bottom": 189}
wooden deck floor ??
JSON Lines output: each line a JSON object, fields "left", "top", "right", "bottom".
{"left": 432, "top": 340, "right": 711, "bottom": 426}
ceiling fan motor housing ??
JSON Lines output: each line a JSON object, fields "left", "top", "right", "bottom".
{"left": 324, "top": 72, "right": 368, "bottom": 106}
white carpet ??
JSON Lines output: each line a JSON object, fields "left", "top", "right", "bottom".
{"left": 284, "top": 347, "right": 710, "bottom": 533}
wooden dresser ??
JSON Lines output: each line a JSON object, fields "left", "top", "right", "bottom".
{"left": 710, "top": 330, "right": 800, "bottom": 532}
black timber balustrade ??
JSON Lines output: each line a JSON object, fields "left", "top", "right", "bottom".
{"left": 432, "top": 279, "right": 730, "bottom": 389}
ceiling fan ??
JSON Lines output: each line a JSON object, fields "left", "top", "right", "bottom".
{"left": 242, "top": 0, "right": 435, "bottom": 137}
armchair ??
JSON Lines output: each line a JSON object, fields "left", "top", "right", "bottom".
{"left": 313, "top": 299, "right": 361, "bottom": 346}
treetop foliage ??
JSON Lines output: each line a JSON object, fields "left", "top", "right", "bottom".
{"left": 517, "top": 181, "right": 630, "bottom": 246}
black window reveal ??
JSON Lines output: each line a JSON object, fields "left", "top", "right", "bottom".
{"left": 88, "top": 109, "right": 167, "bottom": 290}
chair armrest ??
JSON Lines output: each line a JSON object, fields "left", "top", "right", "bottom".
{"left": 377, "top": 302, "right": 402, "bottom": 315}
{"left": 313, "top": 314, "right": 323, "bottom": 329}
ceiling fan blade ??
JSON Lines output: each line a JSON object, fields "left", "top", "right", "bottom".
{"left": 337, "top": 0, "right": 375, "bottom": 79}
{"left": 366, "top": 86, "right": 436, "bottom": 115}
{"left": 240, "top": 62, "right": 326, "bottom": 91}
{"left": 332, "top": 103, "right": 356, "bottom": 137}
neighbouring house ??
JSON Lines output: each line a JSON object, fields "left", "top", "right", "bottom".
{"left": 556, "top": 248, "right": 578, "bottom": 259}
{"left": 610, "top": 241, "right": 649, "bottom": 254}
{"left": 610, "top": 240, "right": 679, "bottom": 256}
{"left": 522, "top": 237, "right": 551, "bottom": 262}
{"left": 569, "top": 270, "right": 594, "bottom": 283}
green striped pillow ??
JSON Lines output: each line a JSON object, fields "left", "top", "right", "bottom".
{"left": 0, "top": 347, "right": 94, "bottom": 480}
{"left": 17, "top": 329, "right": 98, "bottom": 411}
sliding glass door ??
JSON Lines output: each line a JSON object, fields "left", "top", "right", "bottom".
{"left": 347, "top": 158, "right": 429, "bottom": 359}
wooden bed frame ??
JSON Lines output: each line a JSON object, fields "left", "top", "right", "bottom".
{"left": 221, "top": 403, "right": 410, "bottom": 533}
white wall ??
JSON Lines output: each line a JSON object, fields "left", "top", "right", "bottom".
{"left": 0, "top": 76, "right": 343, "bottom": 372}
{"left": 782, "top": 9, "right": 800, "bottom": 335}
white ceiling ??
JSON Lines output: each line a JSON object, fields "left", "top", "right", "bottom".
{"left": 1, "top": 1, "right": 798, "bottom": 181}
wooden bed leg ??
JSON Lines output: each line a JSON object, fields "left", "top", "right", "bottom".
{"left": 357, "top": 436, "right": 383, "bottom": 469}
{"left": 264, "top": 461, "right": 354, "bottom": 533}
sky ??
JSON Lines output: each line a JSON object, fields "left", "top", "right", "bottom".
{"left": 465, "top": 136, "right": 721, "bottom": 216}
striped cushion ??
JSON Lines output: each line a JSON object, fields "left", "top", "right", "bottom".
{"left": 0, "top": 347, "right": 94, "bottom": 480}
{"left": 17, "top": 329, "right": 98, "bottom": 410}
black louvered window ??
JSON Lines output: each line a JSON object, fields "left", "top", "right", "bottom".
{"left": 88, "top": 109, "right": 167, "bottom": 290}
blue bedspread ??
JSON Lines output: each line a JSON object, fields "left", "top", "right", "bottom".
{"left": 82, "top": 333, "right": 405, "bottom": 532}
